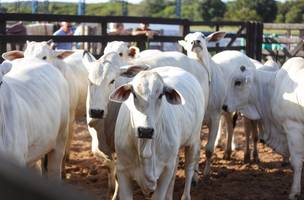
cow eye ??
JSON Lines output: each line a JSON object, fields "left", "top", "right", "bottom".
{"left": 109, "top": 79, "right": 115, "bottom": 85}
{"left": 158, "top": 93, "right": 163, "bottom": 99}
{"left": 119, "top": 53, "right": 123, "bottom": 57}
{"left": 234, "top": 80, "right": 242, "bottom": 86}
{"left": 42, "top": 56, "right": 47, "bottom": 60}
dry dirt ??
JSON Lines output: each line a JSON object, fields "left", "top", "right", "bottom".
{"left": 64, "top": 118, "right": 302, "bottom": 200}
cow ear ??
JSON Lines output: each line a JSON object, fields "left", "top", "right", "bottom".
{"left": 2, "top": 50, "right": 24, "bottom": 61}
{"left": 128, "top": 46, "right": 139, "bottom": 58}
{"left": 163, "top": 86, "right": 184, "bottom": 105}
{"left": 109, "top": 84, "right": 132, "bottom": 103}
{"left": 55, "top": 50, "right": 75, "bottom": 59}
{"left": 178, "top": 40, "right": 187, "bottom": 49}
{"left": 0, "top": 61, "right": 12, "bottom": 75}
{"left": 120, "top": 65, "right": 150, "bottom": 78}
{"left": 207, "top": 31, "right": 226, "bottom": 42}
{"left": 82, "top": 50, "right": 96, "bottom": 67}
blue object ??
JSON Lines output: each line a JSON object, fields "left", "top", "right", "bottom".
{"left": 53, "top": 29, "right": 73, "bottom": 50}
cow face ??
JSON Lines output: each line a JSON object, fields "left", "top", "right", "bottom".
{"left": 110, "top": 71, "right": 183, "bottom": 157}
{"left": 223, "top": 65, "right": 254, "bottom": 113}
{"left": 179, "top": 31, "right": 226, "bottom": 57}
{"left": 83, "top": 52, "right": 122, "bottom": 123}
{"left": 104, "top": 41, "right": 129, "bottom": 61}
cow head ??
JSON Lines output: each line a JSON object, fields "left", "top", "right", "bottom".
{"left": 110, "top": 70, "right": 183, "bottom": 155}
{"left": 104, "top": 41, "right": 139, "bottom": 62}
{"left": 178, "top": 31, "right": 226, "bottom": 69}
{"left": 2, "top": 41, "right": 74, "bottom": 62}
{"left": 222, "top": 65, "right": 255, "bottom": 114}
{"left": 83, "top": 51, "right": 148, "bottom": 125}
{"left": 24, "top": 41, "right": 74, "bottom": 61}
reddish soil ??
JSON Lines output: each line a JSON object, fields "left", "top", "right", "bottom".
{"left": 64, "top": 118, "right": 301, "bottom": 200}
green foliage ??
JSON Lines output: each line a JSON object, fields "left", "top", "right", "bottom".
{"left": 197, "top": 0, "right": 226, "bottom": 21}
{"left": 224, "top": 0, "right": 276, "bottom": 22}
{"left": 1, "top": 0, "right": 304, "bottom": 23}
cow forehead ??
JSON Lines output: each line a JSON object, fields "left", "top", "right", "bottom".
{"left": 185, "top": 32, "right": 205, "bottom": 41}
{"left": 132, "top": 71, "right": 163, "bottom": 97}
{"left": 25, "top": 42, "right": 50, "bottom": 56}
{"left": 104, "top": 41, "right": 128, "bottom": 53}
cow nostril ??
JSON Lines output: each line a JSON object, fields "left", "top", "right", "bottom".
{"left": 89, "top": 109, "right": 104, "bottom": 119}
{"left": 222, "top": 105, "right": 228, "bottom": 112}
{"left": 138, "top": 127, "right": 154, "bottom": 139}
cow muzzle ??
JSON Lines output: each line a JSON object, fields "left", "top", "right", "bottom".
{"left": 191, "top": 40, "right": 202, "bottom": 51}
{"left": 89, "top": 109, "right": 104, "bottom": 119}
{"left": 222, "top": 104, "right": 228, "bottom": 112}
{"left": 138, "top": 127, "right": 154, "bottom": 139}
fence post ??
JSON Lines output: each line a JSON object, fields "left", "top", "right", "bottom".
{"left": 101, "top": 22, "right": 107, "bottom": 55}
{"left": 181, "top": 20, "right": 190, "bottom": 54}
{"left": 245, "top": 22, "right": 253, "bottom": 58}
{"left": 0, "top": 19, "right": 6, "bottom": 62}
{"left": 256, "top": 22, "right": 263, "bottom": 61}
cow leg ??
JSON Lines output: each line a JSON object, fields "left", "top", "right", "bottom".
{"left": 223, "top": 112, "right": 234, "bottom": 160}
{"left": 182, "top": 142, "right": 200, "bottom": 200}
{"left": 165, "top": 156, "right": 179, "bottom": 200}
{"left": 152, "top": 160, "right": 177, "bottom": 200}
{"left": 47, "top": 121, "right": 69, "bottom": 180}
{"left": 64, "top": 113, "right": 75, "bottom": 161}
{"left": 243, "top": 118, "right": 252, "bottom": 163}
{"left": 108, "top": 159, "right": 118, "bottom": 200}
{"left": 117, "top": 169, "right": 133, "bottom": 200}
{"left": 252, "top": 120, "right": 260, "bottom": 163}
{"left": 284, "top": 121, "right": 304, "bottom": 200}
{"left": 204, "top": 114, "right": 220, "bottom": 177}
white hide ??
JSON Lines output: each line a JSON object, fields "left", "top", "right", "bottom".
{"left": 3, "top": 41, "right": 89, "bottom": 158}
{"left": 179, "top": 32, "right": 261, "bottom": 174}
{"left": 111, "top": 67, "right": 205, "bottom": 200}
{"left": 103, "top": 41, "right": 162, "bottom": 62}
{"left": 0, "top": 58, "right": 69, "bottom": 179}
{"left": 223, "top": 57, "right": 304, "bottom": 200}
{"left": 83, "top": 50, "right": 209, "bottom": 120}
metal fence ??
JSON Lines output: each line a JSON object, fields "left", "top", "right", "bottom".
{"left": 0, "top": 13, "right": 263, "bottom": 61}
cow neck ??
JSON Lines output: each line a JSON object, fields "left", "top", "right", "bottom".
{"left": 252, "top": 69, "right": 288, "bottom": 156}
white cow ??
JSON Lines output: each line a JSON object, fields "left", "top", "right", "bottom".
{"left": 222, "top": 57, "right": 304, "bottom": 200}
{"left": 110, "top": 66, "right": 205, "bottom": 200}
{"left": 0, "top": 58, "right": 69, "bottom": 179}
{"left": 104, "top": 41, "right": 162, "bottom": 61}
{"left": 2, "top": 42, "right": 89, "bottom": 159}
{"left": 178, "top": 32, "right": 263, "bottom": 174}
{"left": 213, "top": 52, "right": 280, "bottom": 163}
{"left": 82, "top": 49, "right": 209, "bottom": 198}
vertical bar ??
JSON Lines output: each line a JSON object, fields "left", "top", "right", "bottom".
{"left": 78, "top": 0, "right": 85, "bottom": 16}
{"left": 32, "top": 0, "right": 38, "bottom": 14}
{"left": 176, "top": 0, "right": 181, "bottom": 18}
{"left": 215, "top": 24, "right": 220, "bottom": 53}
{"left": 245, "top": 22, "right": 251, "bottom": 58}
{"left": 256, "top": 22, "right": 263, "bottom": 61}
{"left": 0, "top": 19, "right": 6, "bottom": 62}
{"left": 182, "top": 20, "right": 190, "bottom": 54}
{"left": 101, "top": 21, "right": 107, "bottom": 55}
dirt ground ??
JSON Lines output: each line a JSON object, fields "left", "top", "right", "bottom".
{"left": 64, "top": 118, "right": 301, "bottom": 200}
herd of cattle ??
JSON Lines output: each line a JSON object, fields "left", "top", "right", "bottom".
{"left": 0, "top": 31, "right": 303, "bottom": 200}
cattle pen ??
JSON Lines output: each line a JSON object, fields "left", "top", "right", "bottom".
{"left": 0, "top": 13, "right": 263, "bottom": 62}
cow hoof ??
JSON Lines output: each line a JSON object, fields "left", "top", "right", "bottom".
{"left": 223, "top": 152, "right": 231, "bottom": 160}
{"left": 289, "top": 193, "right": 300, "bottom": 200}
{"left": 253, "top": 156, "right": 260, "bottom": 163}
{"left": 244, "top": 153, "right": 250, "bottom": 164}
{"left": 281, "top": 161, "right": 290, "bottom": 167}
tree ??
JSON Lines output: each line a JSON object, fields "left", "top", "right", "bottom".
{"left": 197, "top": 0, "right": 226, "bottom": 21}
{"left": 139, "top": 0, "right": 166, "bottom": 17}
{"left": 224, "top": 0, "right": 277, "bottom": 22}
